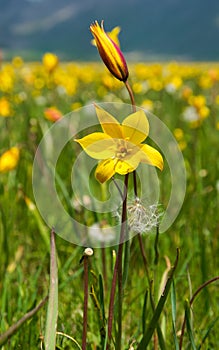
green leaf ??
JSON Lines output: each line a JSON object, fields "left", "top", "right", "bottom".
{"left": 171, "top": 280, "right": 179, "bottom": 350}
{"left": 185, "top": 300, "right": 196, "bottom": 350}
{"left": 44, "top": 229, "right": 58, "bottom": 350}
{"left": 142, "top": 289, "right": 148, "bottom": 335}
{"left": 137, "top": 248, "right": 179, "bottom": 350}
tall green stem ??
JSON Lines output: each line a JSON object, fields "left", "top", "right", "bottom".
{"left": 125, "top": 79, "right": 164, "bottom": 347}
{"left": 107, "top": 174, "right": 129, "bottom": 349}
{"left": 125, "top": 80, "right": 136, "bottom": 112}
{"left": 82, "top": 256, "right": 89, "bottom": 350}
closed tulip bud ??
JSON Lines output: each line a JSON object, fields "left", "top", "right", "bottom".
{"left": 90, "top": 20, "right": 129, "bottom": 82}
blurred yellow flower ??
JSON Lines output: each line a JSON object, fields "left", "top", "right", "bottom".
{"left": 189, "top": 95, "right": 206, "bottom": 109}
{"left": 174, "top": 128, "right": 184, "bottom": 141}
{"left": 0, "top": 68, "right": 14, "bottom": 92}
{"left": 199, "top": 106, "right": 210, "bottom": 119}
{"left": 75, "top": 105, "right": 163, "bottom": 183}
{"left": 199, "top": 75, "right": 212, "bottom": 89}
{"left": 90, "top": 20, "right": 129, "bottom": 82}
{"left": 42, "top": 53, "right": 59, "bottom": 72}
{"left": 12, "top": 56, "right": 24, "bottom": 68}
{"left": 181, "top": 86, "right": 193, "bottom": 100}
{"left": 141, "top": 99, "right": 154, "bottom": 112}
{"left": 0, "top": 147, "right": 20, "bottom": 173}
{"left": 71, "top": 102, "right": 82, "bottom": 110}
{"left": 173, "top": 128, "right": 187, "bottom": 150}
{"left": 0, "top": 97, "right": 12, "bottom": 117}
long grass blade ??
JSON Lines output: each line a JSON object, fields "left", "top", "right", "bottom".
{"left": 171, "top": 280, "right": 179, "bottom": 350}
{"left": 137, "top": 248, "right": 179, "bottom": 350}
{"left": 44, "top": 228, "right": 58, "bottom": 350}
{"left": 142, "top": 289, "right": 148, "bottom": 335}
{"left": 184, "top": 300, "right": 196, "bottom": 350}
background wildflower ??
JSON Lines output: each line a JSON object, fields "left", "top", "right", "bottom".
{"left": 0, "top": 147, "right": 20, "bottom": 173}
{"left": 44, "top": 107, "right": 62, "bottom": 122}
{"left": 42, "top": 53, "right": 59, "bottom": 73}
{"left": 0, "top": 97, "right": 12, "bottom": 117}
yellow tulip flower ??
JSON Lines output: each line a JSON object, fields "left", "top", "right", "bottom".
{"left": 75, "top": 105, "right": 163, "bottom": 183}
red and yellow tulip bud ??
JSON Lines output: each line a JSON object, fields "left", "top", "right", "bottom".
{"left": 90, "top": 20, "right": 129, "bottom": 82}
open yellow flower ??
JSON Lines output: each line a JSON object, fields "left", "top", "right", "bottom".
{"left": 90, "top": 21, "right": 129, "bottom": 82}
{"left": 0, "top": 147, "right": 20, "bottom": 173}
{"left": 75, "top": 106, "right": 163, "bottom": 183}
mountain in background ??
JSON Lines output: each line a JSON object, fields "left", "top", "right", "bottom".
{"left": 1, "top": 0, "right": 219, "bottom": 61}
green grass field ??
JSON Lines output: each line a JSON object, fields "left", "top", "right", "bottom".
{"left": 0, "top": 57, "right": 219, "bottom": 349}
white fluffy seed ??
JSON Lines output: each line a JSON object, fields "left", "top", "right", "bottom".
{"left": 84, "top": 247, "right": 94, "bottom": 256}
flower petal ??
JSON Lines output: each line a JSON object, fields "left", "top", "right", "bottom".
{"left": 75, "top": 132, "right": 116, "bottom": 159}
{"left": 122, "top": 110, "right": 149, "bottom": 144}
{"left": 95, "top": 105, "right": 123, "bottom": 138}
{"left": 114, "top": 159, "right": 135, "bottom": 175}
{"left": 95, "top": 158, "right": 116, "bottom": 183}
{"left": 140, "top": 144, "right": 164, "bottom": 170}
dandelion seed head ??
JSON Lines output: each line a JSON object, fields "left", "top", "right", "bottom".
{"left": 127, "top": 197, "right": 162, "bottom": 234}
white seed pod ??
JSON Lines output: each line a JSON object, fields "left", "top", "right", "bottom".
{"left": 84, "top": 247, "right": 94, "bottom": 256}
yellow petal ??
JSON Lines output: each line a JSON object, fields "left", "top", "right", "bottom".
{"left": 114, "top": 159, "right": 135, "bottom": 175}
{"left": 108, "top": 26, "right": 121, "bottom": 47}
{"left": 95, "top": 105, "right": 123, "bottom": 138}
{"left": 91, "top": 26, "right": 121, "bottom": 48}
{"left": 95, "top": 158, "right": 116, "bottom": 183}
{"left": 140, "top": 144, "right": 164, "bottom": 170}
{"left": 75, "top": 133, "right": 116, "bottom": 159}
{"left": 122, "top": 110, "right": 149, "bottom": 144}
{"left": 114, "top": 143, "right": 143, "bottom": 174}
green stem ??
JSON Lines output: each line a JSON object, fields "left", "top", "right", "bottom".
{"left": 82, "top": 256, "right": 89, "bottom": 350}
{"left": 125, "top": 80, "right": 136, "bottom": 112}
{"left": 107, "top": 174, "right": 129, "bottom": 349}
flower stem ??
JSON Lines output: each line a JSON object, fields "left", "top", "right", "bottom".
{"left": 125, "top": 80, "right": 136, "bottom": 112}
{"left": 107, "top": 174, "right": 129, "bottom": 349}
{"left": 82, "top": 256, "right": 89, "bottom": 350}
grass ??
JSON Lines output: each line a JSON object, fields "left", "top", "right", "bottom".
{"left": 0, "top": 58, "right": 219, "bottom": 349}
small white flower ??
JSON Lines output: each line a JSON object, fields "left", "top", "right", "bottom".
{"left": 88, "top": 223, "right": 115, "bottom": 243}
{"left": 165, "top": 83, "right": 176, "bottom": 94}
{"left": 84, "top": 247, "right": 94, "bottom": 256}
{"left": 182, "top": 106, "right": 199, "bottom": 122}
{"left": 35, "top": 95, "right": 47, "bottom": 106}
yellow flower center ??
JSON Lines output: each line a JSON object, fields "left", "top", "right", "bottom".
{"left": 115, "top": 140, "right": 130, "bottom": 158}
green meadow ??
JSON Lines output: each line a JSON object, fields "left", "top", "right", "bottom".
{"left": 0, "top": 57, "right": 219, "bottom": 349}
